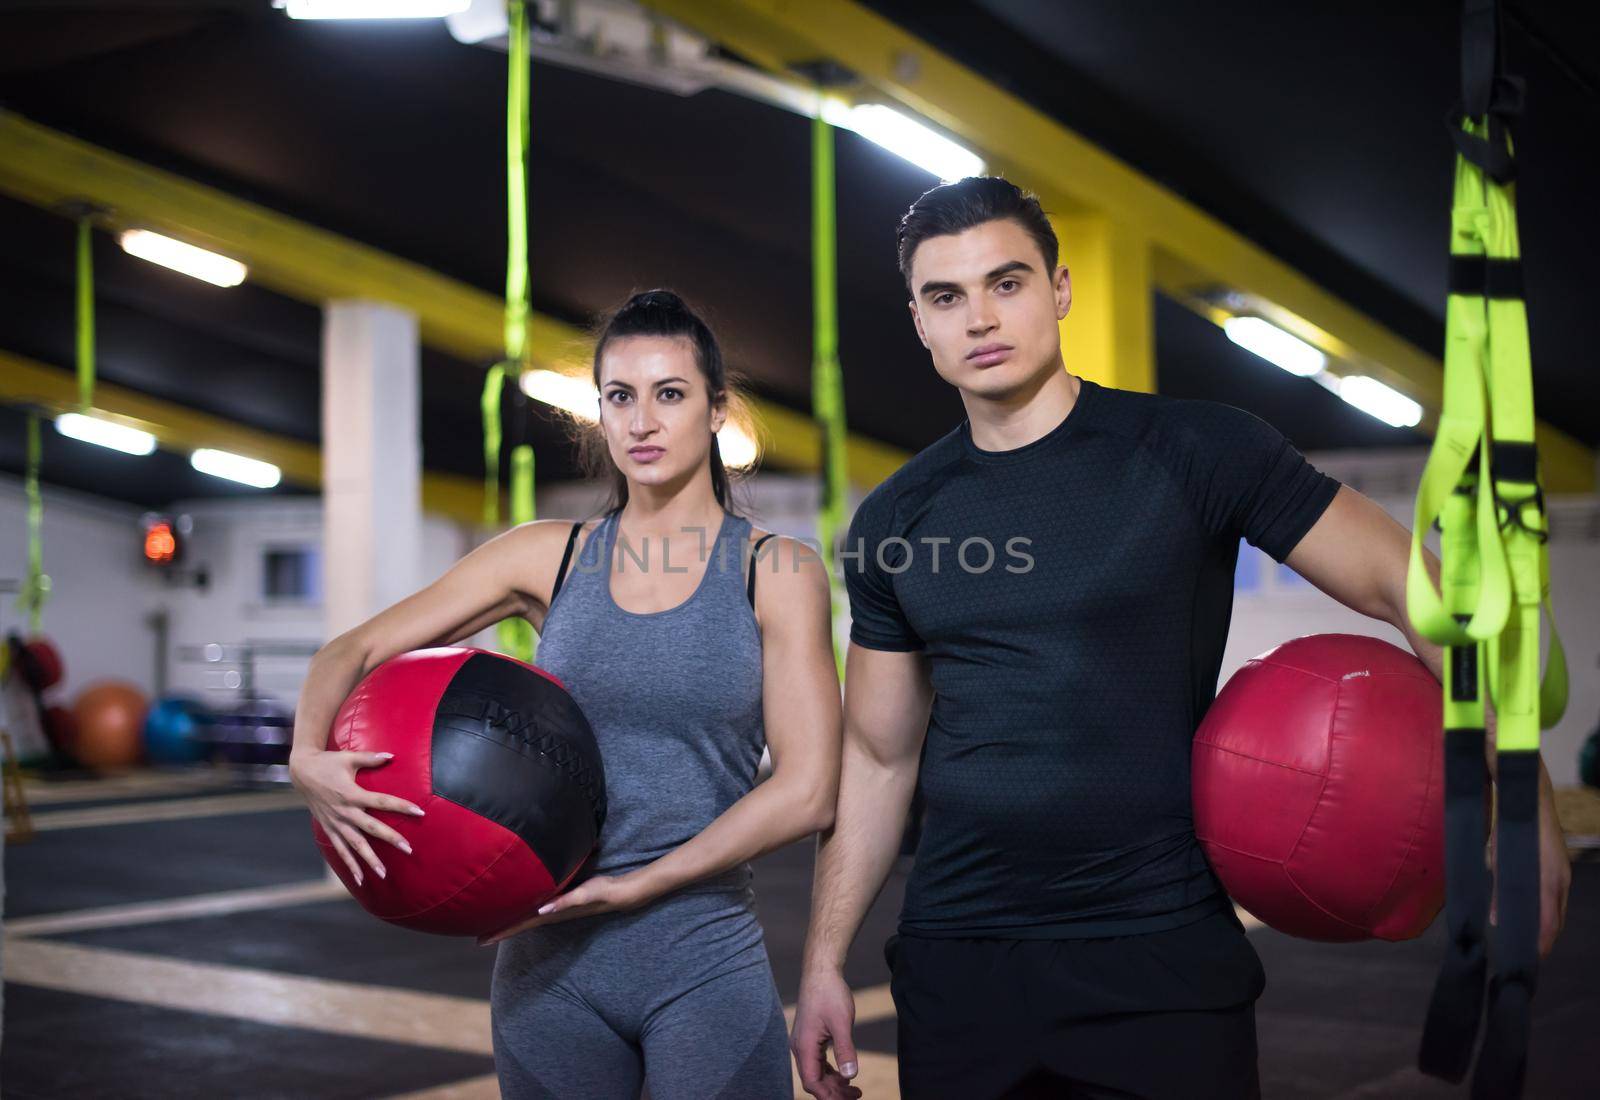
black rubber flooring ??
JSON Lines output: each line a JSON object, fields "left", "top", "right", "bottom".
{"left": 5, "top": 774, "right": 1597, "bottom": 1098}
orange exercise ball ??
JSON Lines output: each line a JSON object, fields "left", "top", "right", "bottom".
{"left": 72, "top": 680, "right": 149, "bottom": 770}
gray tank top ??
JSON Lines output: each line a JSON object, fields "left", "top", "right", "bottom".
{"left": 535, "top": 508, "right": 766, "bottom": 896}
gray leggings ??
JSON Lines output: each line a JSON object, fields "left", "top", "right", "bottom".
{"left": 490, "top": 888, "right": 791, "bottom": 1099}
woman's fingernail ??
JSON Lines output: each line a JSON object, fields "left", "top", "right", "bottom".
{"left": 377, "top": 865, "right": 386, "bottom": 879}
{"left": 538, "top": 903, "right": 555, "bottom": 915}
{"left": 378, "top": 752, "right": 394, "bottom": 759}
{"left": 401, "top": 842, "right": 413, "bottom": 855}
{"left": 411, "top": 807, "right": 426, "bottom": 816}
{"left": 841, "top": 1061, "right": 857, "bottom": 1077}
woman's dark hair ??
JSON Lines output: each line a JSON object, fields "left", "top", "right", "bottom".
{"left": 578, "top": 289, "right": 748, "bottom": 517}
{"left": 896, "top": 176, "right": 1058, "bottom": 291}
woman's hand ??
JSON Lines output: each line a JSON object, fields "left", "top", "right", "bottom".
{"left": 476, "top": 873, "right": 650, "bottom": 946}
{"left": 289, "top": 748, "right": 425, "bottom": 886}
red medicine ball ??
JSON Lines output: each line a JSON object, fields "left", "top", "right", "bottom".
{"left": 1192, "top": 633, "right": 1444, "bottom": 942}
{"left": 311, "top": 647, "right": 606, "bottom": 936}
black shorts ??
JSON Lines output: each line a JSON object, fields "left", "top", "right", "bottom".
{"left": 884, "top": 910, "right": 1265, "bottom": 1100}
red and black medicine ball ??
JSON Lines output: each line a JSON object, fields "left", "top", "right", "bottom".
{"left": 311, "top": 647, "right": 606, "bottom": 936}
{"left": 17, "top": 635, "right": 65, "bottom": 692}
{"left": 1192, "top": 633, "right": 1444, "bottom": 942}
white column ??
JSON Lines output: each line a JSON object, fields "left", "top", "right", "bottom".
{"left": 321, "top": 301, "right": 423, "bottom": 642}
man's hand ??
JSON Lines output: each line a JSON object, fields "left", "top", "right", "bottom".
{"left": 1481, "top": 707, "right": 1571, "bottom": 959}
{"left": 1534, "top": 800, "right": 1573, "bottom": 957}
{"left": 791, "top": 968, "right": 863, "bottom": 1100}
{"left": 1488, "top": 787, "right": 1572, "bottom": 959}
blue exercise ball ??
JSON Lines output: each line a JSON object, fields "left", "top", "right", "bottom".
{"left": 143, "top": 696, "right": 209, "bottom": 764}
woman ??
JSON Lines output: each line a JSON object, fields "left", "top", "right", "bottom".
{"left": 290, "top": 290, "right": 842, "bottom": 1098}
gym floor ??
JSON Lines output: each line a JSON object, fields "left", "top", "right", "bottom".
{"left": 3, "top": 771, "right": 1597, "bottom": 1099}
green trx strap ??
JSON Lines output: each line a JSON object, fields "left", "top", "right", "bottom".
{"left": 77, "top": 216, "right": 96, "bottom": 411}
{"left": 503, "top": 0, "right": 531, "bottom": 370}
{"left": 1412, "top": 3, "right": 1568, "bottom": 1095}
{"left": 500, "top": 401, "right": 537, "bottom": 662}
{"left": 812, "top": 109, "right": 848, "bottom": 677}
{"left": 491, "top": 0, "right": 536, "bottom": 662}
{"left": 13, "top": 210, "right": 91, "bottom": 635}
{"left": 481, "top": 360, "right": 507, "bottom": 529}
{"left": 15, "top": 413, "right": 51, "bottom": 634}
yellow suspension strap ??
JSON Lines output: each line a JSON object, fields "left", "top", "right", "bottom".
{"left": 812, "top": 108, "right": 848, "bottom": 678}
{"left": 482, "top": 0, "right": 536, "bottom": 661}
{"left": 76, "top": 212, "right": 97, "bottom": 412}
{"left": 15, "top": 412, "right": 51, "bottom": 634}
{"left": 1412, "top": 3, "right": 1567, "bottom": 1094}
{"left": 14, "top": 205, "right": 99, "bottom": 634}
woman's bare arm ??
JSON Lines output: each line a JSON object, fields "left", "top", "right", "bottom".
{"left": 289, "top": 518, "right": 576, "bottom": 881}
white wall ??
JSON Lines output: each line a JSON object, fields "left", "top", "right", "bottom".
{"left": 0, "top": 475, "right": 160, "bottom": 711}
{"left": 0, "top": 476, "right": 473, "bottom": 718}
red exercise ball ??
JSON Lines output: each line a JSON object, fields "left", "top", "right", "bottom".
{"left": 1192, "top": 633, "right": 1444, "bottom": 942}
{"left": 19, "top": 636, "right": 65, "bottom": 691}
{"left": 311, "top": 647, "right": 607, "bottom": 937}
{"left": 71, "top": 680, "right": 149, "bottom": 770}
{"left": 44, "top": 704, "right": 78, "bottom": 753}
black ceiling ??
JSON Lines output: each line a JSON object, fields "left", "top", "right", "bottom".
{"left": 2, "top": 1, "right": 1594, "bottom": 510}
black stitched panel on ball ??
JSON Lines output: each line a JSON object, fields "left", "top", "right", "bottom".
{"left": 431, "top": 653, "right": 607, "bottom": 883}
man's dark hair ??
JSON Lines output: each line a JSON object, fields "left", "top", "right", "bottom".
{"left": 895, "top": 176, "right": 1058, "bottom": 291}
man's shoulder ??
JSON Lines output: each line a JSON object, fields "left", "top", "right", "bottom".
{"left": 1091, "top": 384, "right": 1268, "bottom": 452}
{"left": 854, "top": 424, "right": 966, "bottom": 523}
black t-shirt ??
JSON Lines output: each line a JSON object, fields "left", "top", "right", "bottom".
{"left": 845, "top": 378, "right": 1341, "bottom": 941}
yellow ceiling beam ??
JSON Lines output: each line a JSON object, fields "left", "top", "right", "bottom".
{"left": 0, "top": 349, "right": 484, "bottom": 525}
{"left": 0, "top": 110, "right": 909, "bottom": 489}
{"left": 643, "top": 0, "right": 1593, "bottom": 492}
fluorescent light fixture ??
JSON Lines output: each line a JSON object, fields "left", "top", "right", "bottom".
{"left": 522, "top": 369, "right": 600, "bottom": 421}
{"left": 822, "top": 101, "right": 984, "bottom": 183}
{"left": 54, "top": 412, "right": 157, "bottom": 455}
{"left": 191, "top": 449, "right": 281, "bottom": 488}
{"left": 119, "top": 230, "right": 247, "bottom": 288}
{"left": 1337, "top": 375, "right": 1423, "bottom": 428}
{"left": 1222, "top": 316, "right": 1326, "bottom": 378}
{"left": 717, "top": 426, "right": 759, "bottom": 469}
{"left": 276, "top": 0, "right": 469, "bottom": 18}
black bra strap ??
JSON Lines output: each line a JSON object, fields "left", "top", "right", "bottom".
{"left": 551, "top": 521, "right": 582, "bottom": 603}
{"left": 746, "top": 532, "right": 778, "bottom": 607}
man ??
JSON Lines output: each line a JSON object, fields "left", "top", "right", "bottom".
{"left": 790, "top": 176, "right": 1569, "bottom": 1100}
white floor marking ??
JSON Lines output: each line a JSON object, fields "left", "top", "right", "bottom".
{"left": 8, "top": 878, "right": 350, "bottom": 938}
{"left": 28, "top": 789, "right": 306, "bottom": 830}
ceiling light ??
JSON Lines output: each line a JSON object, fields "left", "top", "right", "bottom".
{"left": 521, "top": 369, "right": 599, "bottom": 421}
{"left": 276, "top": 0, "right": 470, "bottom": 19}
{"left": 822, "top": 101, "right": 984, "bottom": 183}
{"left": 1222, "top": 316, "right": 1326, "bottom": 378}
{"left": 119, "top": 230, "right": 247, "bottom": 287}
{"left": 191, "top": 449, "right": 281, "bottom": 488}
{"left": 54, "top": 412, "right": 157, "bottom": 455}
{"left": 1336, "top": 375, "right": 1423, "bottom": 429}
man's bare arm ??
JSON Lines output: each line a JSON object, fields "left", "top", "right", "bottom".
{"left": 802, "top": 642, "right": 933, "bottom": 975}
